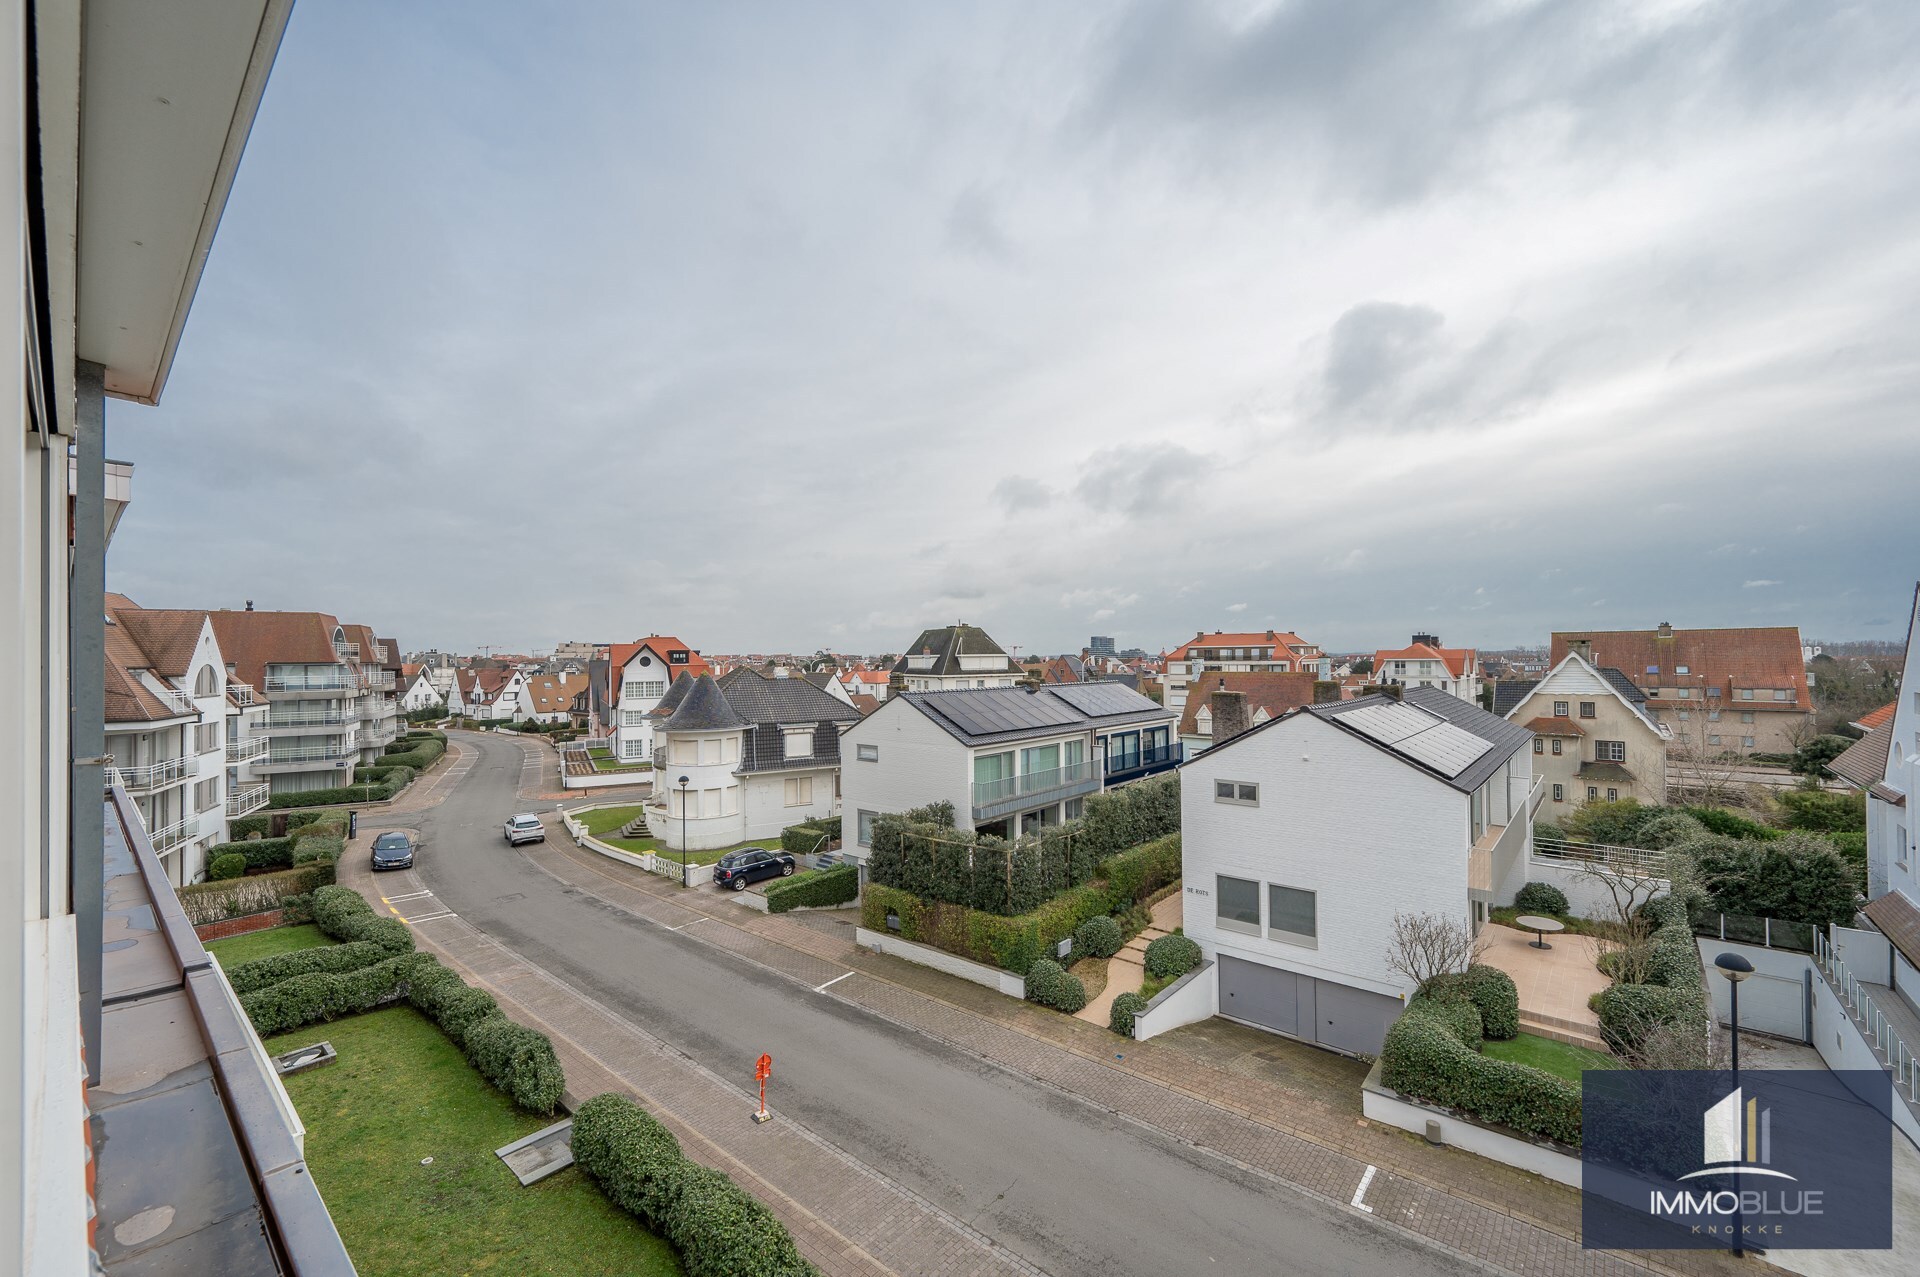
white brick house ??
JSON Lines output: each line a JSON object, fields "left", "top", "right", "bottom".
{"left": 1174, "top": 687, "right": 1539, "bottom": 1056}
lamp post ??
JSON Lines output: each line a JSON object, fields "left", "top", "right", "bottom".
{"left": 1714, "top": 951, "right": 1755, "bottom": 1257}
{"left": 678, "top": 774, "right": 690, "bottom": 887}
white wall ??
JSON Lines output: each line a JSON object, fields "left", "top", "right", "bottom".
{"left": 1812, "top": 975, "right": 1920, "bottom": 1151}
{"left": 1181, "top": 713, "right": 1469, "bottom": 1001}
{"left": 741, "top": 766, "right": 838, "bottom": 844}
{"left": 1131, "top": 961, "right": 1219, "bottom": 1041}
{"left": 1694, "top": 937, "right": 1812, "bottom": 1042}
{"left": 1519, "top": 856, "right": 1668, "bottom": 922}
{"left": 839, "top": 699, "right": 974, "bottom": 859}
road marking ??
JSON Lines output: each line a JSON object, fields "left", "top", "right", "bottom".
{"left": 406, "top": 910, "right": 456, "bottom": 924}
{"left": 1351, "top": 1164, "right": 1377, "bottom": 1214}
{"left": 382, "top": 890, "right": 434, "bottom": 903}
{"left": 667, "top": 917, "right": 707, "bottom": 932}
{"left": 814, "top": 972, "right": 855, "bottom": 993}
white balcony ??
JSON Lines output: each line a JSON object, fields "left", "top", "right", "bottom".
{"left": 226, "top": 735, "right": 269, "bottom": 764}
{"left": 256, "top": 745, "right": 357, "bottom": 774}
{"left": 225, "top": 783, "right": 270, "bottom": 818}
{"left": 149, "top": 814, "right": 200, "bottom": 854}
{"left": 971, "top": 759, "right": 1099, "bottom": 822}
{"left": 264, "top": 670, "right": 358, "bottom": 695}
{"left": 263, "top": 709, "right": 352, "bottom": 732}
{"left": 359, "top": 669, "right": 397, "bottom": 691}
{"left": 112, "top": 756, "right": 195, "bottom": 792}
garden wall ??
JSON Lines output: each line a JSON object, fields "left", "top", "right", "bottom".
{"left": 1361, "top": 1061, "right": 1584, "bottom": 1188}
{"left": 1521, "top": 855, "right": 1668, "bottom": 921}
{"left": 1129, "top": 961, "right": 1217, "bottom": 1042}
{"left": 854, "top": 927, "right": 1026, "bottom": 998}
{"left": 1692, "top": 936, "right": 1811, "bottom": 1042}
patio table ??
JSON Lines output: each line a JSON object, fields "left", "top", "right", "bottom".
{"left": 1514, "top": 914, "right": 1564, "bottom": 950}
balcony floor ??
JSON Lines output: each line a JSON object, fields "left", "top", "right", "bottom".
{"left": 1477, "top": 921, "right": 1610, "bottom": 1047}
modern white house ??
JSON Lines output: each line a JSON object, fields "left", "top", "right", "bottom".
{"left": 1371, "top": 634, "right": 1483, "bottom": 704}
{"left": 1175, "top": 687, "right": 1539, "bottom": 1056}
{"left": 1158, "top": 629, "right": 1331, "bottom": 720}
{"left": 888, "top": 623, "right": 1022, "bottom": 693}
{"left": 608, "top": 636, "right": 708, "bottom": 763}
{"left": 840, "top": 682, "right": 1179, "bottom": 861}
{"left": 1496, "top": 651, "right": 1670, "bottom": 808}
{"left": 840, "top": 667, "right": 890, "bottom": 702}
{"left": 644, "top": 670, "right": 861, "bottom": 851}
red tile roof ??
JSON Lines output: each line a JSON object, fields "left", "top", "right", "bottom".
{"left": 1179, "top": 672, "right": 1320, "bottom": 736}
{"left": 1166, "top": 631, "right": 1316, "bottom": 661}
{"left": 610, "top": 636, "right": 710, "bottom": 698}
{"left": 1373, "top": 643, "right": 1477, "bottom": 680}
{"left": 1524, "top": 716, "right": 1585, "bottom": 737}
{"left": 1856, "top": 702, "right": 1896, "bottom": 732}
{"left": 850, "top": 693, "right": 881, "bottom": 716}
{"left": 1550, "top": 626, "right": 1811, "bottom": 711}
{"left": 205, "top": 610, "right": 344, "bottom": 693}
{"left": 113, "top": 606, "right": 210, "bottom": 677}
{"left": 524, "top": 673, "right": 585, "bottom": 716}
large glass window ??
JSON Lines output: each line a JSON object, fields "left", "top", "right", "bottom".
{"left": 857, "top": 809, "right": 877, "bottom": 847}
{"left": 973, "top": 751, "right": 1012, "bottom": 785}
{"left": 1267, "top": 885, "right": 1316, "bottom": 946}
{"left": 1108, "top": 731, "right": 1140, "bottom": 770}
{"left": 1020, "top": 742, "right": 1060, "bottom": 777}
{"left": 1216, "top": 875, "right": 1260, "bottom": 935}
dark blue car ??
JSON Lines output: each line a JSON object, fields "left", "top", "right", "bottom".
{"left": 370, "top": 831, "right": 416, "bottom": 871}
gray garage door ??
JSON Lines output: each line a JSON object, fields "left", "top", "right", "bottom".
{"left": 1218, "top": 956, "right": 1402, "bottom": 1056}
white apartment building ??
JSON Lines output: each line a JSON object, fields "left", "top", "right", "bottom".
{"left": 208, "top": 610, "right": 368, "bottom": 795}
{"left": 1372, "top": 634, "right": 1484, "bottom": 704}
{"left": 888, "top": 623, "right": 1022, "bottom": 693}
{"left": 608, "top": 636, "right": 708, "bottom": 762}
{"left": 1158, "top": 629, "right": 1331, "bottom": 719}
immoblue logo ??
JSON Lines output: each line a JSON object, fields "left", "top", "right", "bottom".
{"left": 1677, "top": 1086, "right": 1791, "bottom": 1182}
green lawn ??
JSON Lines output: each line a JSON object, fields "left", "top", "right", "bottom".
{"left": 206, "top": 924, "right": 332, "bottom": 966}
{"left": 593, "top": 757, "right": 651, "bottom": 774}
{"left": 577, "top": 805, "right": 647, "bottom": 836}
{"left": 1481, "top": 1032, "right": 1619, "bottom": 1082}
{"left": 599, "top": 833, "right": 772, "bottom": 867}
{"left": 268, "top": 1007, "right": 681, "bottom": 1277}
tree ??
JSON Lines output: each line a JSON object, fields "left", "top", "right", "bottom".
{"left": 1791, "top": 734, "right": 1854, "bottom": 776}
{"left": 1662, "top": 700, "right": 1746, "bottom": 809}
{"left": 1384, "top": 911, "right": 1486, "bottom": 993}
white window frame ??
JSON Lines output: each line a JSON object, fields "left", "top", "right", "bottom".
{"left": 784, "top": 776, "right": 813, "bottom": 807}
{"left": 783, "top": 728, "right": 816, "bottom": 759}
{"left": 857, "top": 809, "right": 877, "bottom": 847}
{"left": 1213, "top": 780, "right": 1258, "bottom": 807}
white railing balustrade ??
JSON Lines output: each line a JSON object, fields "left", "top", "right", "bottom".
{"left": 112, "top": 756, "right": 196, "bottom": 791}
{"left": 227, "top": 736, "right": 269, "bottom": 763}
{"left": 225, "top": 783, "right": 270, "bottom": 818}
{"left": 1530, "top": 836, "right": 1668, "bottom": 878}
{"left": 1815, "top": 932, "right": 1920, "bottom": 1105}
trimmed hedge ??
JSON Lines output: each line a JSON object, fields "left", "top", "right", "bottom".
{"left": 1143, "top": 933, "right": 1201, "bottom": 980}
{"left": 380, "top": 736, "right": 447, "bottom": 771}
{"left": 1109, "top": 991, "right": 1150, "bottom": 1036}
{"left": 764, "top": 864, "right": 858, "bottom": 913}
{"left": 205, "top": 836, "right": 295, "bottom": 872}
{"left": 1022, "top": 959, "right": 1087, "bottom": 1013}
{"left": 208, "top": 853, "right": 247, "bottom": 881}
{"left": 228, "top": 813, "right": 274, "bottom": 840}
{"left": 572, "top": 1094, "right": 818, "bottom": 1277}
{"left": 1073, "top": 915, "right": 1124, "bottom": 960}
{"left": 309, "top": 884, "right": 414, "bottom": 953}
{"left": 226, "top": 939, "right": 400, "bottom": 995}
{"left": 1379, "top": 996, "right": 1583, "bottom": 1146}
{"left": 779, "top": 825, "right": 830, "bottom": 855}
{"left": 1596, "top": 896, "right": 1711, "bottom": 1057}
{"left": 811, "top": 815, "right": 842, "bottom": 841}
{"left": 178, "top": 864, "right": 332, "bottom": 925}
{"left": 1425, "top": 964, "right": 1519, "bottom": 1042}
{"left": 240, "top": 951, "right": 428, "bottom": 1035}
{"left": 1512, "top": 881, "right": 1569, "bottom": 916}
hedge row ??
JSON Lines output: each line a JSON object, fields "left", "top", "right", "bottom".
{"left": 1380, "top": 968, "right": 1582, "bottom": 1146}
{"left": 764, "top": 864, "right": 859, "bottom": 913}
{"left": 226, "top": 807, "right": 351, "bottom": 841}
{"left": 206, "top": 836, "right": 296, "bottom": 871}
{"left": 779, "top": 825, "right": 831, "bottom": 855}
{"left": 380, "top": 735, "right": 447, "bottom": 770}
{"left": 178, "top": 863, "right": 332, "bottom": 926}
{"left": 1595, "top": 896, "right": 1711, "bottom": 1056}
{"left": 269, "top": 781, "right": 399, "bottom": 810}
{"left": 572, "top": 1094, "right": 817, "bottom": 1277}
{"left": 309, "top": 884, "right": 414, "bottom": 953}
{"left": 208, "top": 854, "right": 246, "bottom": 880}
{"left": 860, "top": 833, "right": 1181, "bottom": 974}
{"left": 1427, "top": 964, "right": 1521, "bottom": 1041}
{"left": 226, "top": 938, "right": 399, "bottom": 995}
{"left": 240, "top": 951, "right": 425, "bottom": 1035}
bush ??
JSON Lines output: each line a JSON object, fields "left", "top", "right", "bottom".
{"left": 1774, "top": 786, "right": 1866, "bottom": 833}
{"left": 177, "top": 864, "right": 332, "bottom": 926}
{"left": 225, "top": 939, "right": 400, "bottom": 996}
{"left": 572, "top": 1093, "right": 817, "bottom": 1276}
{"left": 207, "top": 853, "right": 247, "bottom": 881}
{"left": 268, "top": 779, "right": 404, "bottom": 809}
{"left": 1693, "top": 833, "right": 1860, "bottom": 928}
{"left": 1073, "top": 915, "right": 1124, "bottom": 960}
{"left": 1143, "top": 933, "right": 1201, "bottom": 980}
{"left": 1427, "top": 964, "right": 1520, "bottom": 1041}
{"left": 379, "top": 736, "right": 447, "bottom": 771}
{"left": 764, "top": 864, "right": 858, "bottom": 913}
{"left": 811, "top": 815, "right": 842, "bottom": 841}
{"left": 1595, "top": 983, "right": 1701, "bottom": 1056}
{"left": 1109, "top": 991, "right": 1150, "bottom": 1037}
{"left": 1380, "top": 998, "right": 1582, "bottom": 1146}
{"left": 462, "top": 1015, "right": 566, "bottom": 1114}
{"left": 778, "top": 824, "right": 828, "bottom": 855}
{"left": 239, "top": 951, "right": 427, "bottom": 1036}
{"left": 292, "top": 833, "right": 344, "bottom": 867}
{"left": 205, "top": 836, "right": 295, "bottom": 871}
{"left": 1793, "top": 734, "right": 1855, "bottom": 775}
{"left": 1022, "top": 959, "right": 1087, "bottom": 1013}
{"left": 228, "top": 813, "right": 274, "bottom": 840}
{"left": 1678, "top": 806, "right": 1780, "bottom": 841}
{"left": 1512, "top": 882, "right": 1569, "bottom": 915}
{"left": 309, "top": 884, "right": 415, "bottom": 952}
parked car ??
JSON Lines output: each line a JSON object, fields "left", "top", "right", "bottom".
{"left": 711, "top": 847, "right": 796, "bottom": 891}
{"left": 370, "top": 831, "right": 416, "bottom": 871}
{"left": 504, "top": 813, "right": 546, "bottom": 846}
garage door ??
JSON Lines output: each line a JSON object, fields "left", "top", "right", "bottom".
{"left": 1311, "top": 980, "right": 1404, "bottom": 1057}
{"left": 1218, "top": 956, "right": 1402, "bottom": 1056}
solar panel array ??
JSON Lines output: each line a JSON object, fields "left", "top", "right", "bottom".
{"left": 1047, "top": 681, "right": 1158, "bottom": 718}
{"left": 1340, "top": 702, "right": 1494, "bottom": 778}
{"left": 916, "top": 688, "right": 1085, "bottom": 739}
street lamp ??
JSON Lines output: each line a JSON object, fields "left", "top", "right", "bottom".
{"left": 1714, "top": 950, "right": 1755, "bottom": 1259}
{"left": 678, "top": 774, "right": 690, "bottom": 886}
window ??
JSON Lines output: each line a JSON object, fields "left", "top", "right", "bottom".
{"left": 1587, "top": 786, "right": 1599, "bottom": 800}
{"left": 856, "top": 742, "right": 879, "bottom": 762}
{"left": 1708, "top": 710, "right": 1721, "bottom": 721}
{"left": 1579, "top": 701, "right": 1596, "bottom": 719}
{"left": 1675, "top": 687, "right": 1691, "bottom": 699}
{"left": 1551, "top": 739, "right": 1563, "bottom": 755}
{"left": 1021, "top": 742, "right": 1060, "bottom": 777}
{"left": 1774, "top": 689, "right": 1791, "bottom": 702}
{"left": 1675, "top": 665, "right": 1689, "bottom": 675}
{"left": 1552, "top": 784, "right": 1564, "bottom": 802}
{"left": 1706, "top": 687, "right": 1720, "bottom": 698}
{"left": 1533, "top": 739, "right": 1543, "bottom": 754}
{"left": 1708, "top": 734, "right": 1722, "bottom": 746}
{"left": 1677, "top": 710, "right": 1690, "bottom": 721}
{"left": 1267, "top": 884, "right": 1317, "bottom": 946}
{"left": 621, "top": 737, "right": 647, "bottom": 760}
{"left": 621, "top": 709, "right": 648, "bottom": 726}
{"left": 1553, "top": 700, "right": 1569, "bottom": 717}
{"left": 1740, "top": 689, "right": 1754, "bottom": 700}
{"left": 1595, "top": 739, "right": 1626, "bottom": 763}
{"left": 669, "top": 737, "right": 697, "bottom": 766}
{"left": 857, "top": 809, "right": 877, "bottom": 847}
{"left": 784, "top": 776, "right": 813, "bottom": 807}
{"left": 1216, "top": 875, "right": 1260, "bottom": 936}
{"left": 623, "top": 679, "right": 664, "bottom": 700}
{"left": 1214, "top": 780, "right": 1258, "bottom": 806}
{"left": 1742, "top": 737, "right": 1755, "bottom": 749}
{"left": 1740, "top": 711, "right": 1755, "bottom": 724}
{"left": 783, "top": 728, "right": 815, "bottom": 759}
{"left": 1607, "top": 788, "right": 1618, "bottom": 802}
{"left": 1064, "top": 797, "right": 1084, "bottom": 820}
{"left": 194, "top": 665, "right": 218, "bottom": 697}
{"left": 699, "top": 737, "right": 721, "bottom": 765}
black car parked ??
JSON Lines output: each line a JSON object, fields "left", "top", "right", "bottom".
{"left": 711, "top": 847, "right": 796, "bottom": 891}
{"left": 370, "top": 831, "right": 417, "bottom": 871}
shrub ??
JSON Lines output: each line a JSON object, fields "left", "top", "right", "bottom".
{"left": 1073, "top": 915, "right": 1124, "bottom": 960}
{"left": 208, "top": 853, "right": 247, "bottom": 881}
{"left": 571, "top": 1094, "right": 688, "bottom": 1229}
{"left": 462, "top": 1015, "right": 566, "bottom": 1114}
{"left": 379, "top": 736, "right": 447, "bottom": 771}
{"left": 1679, "top": 806, "right": 1781, "bottom": 841}
{"left": 309, "top": 885, "right": 415, "bottom": 953}
{"left": 1693, "top": 833, "right": 1860, "bottom": 928}
{"left": 239, "top": 951, "right": 426, "bottom": 1036}
{"left": 177, "top": 864, "right": 331, "bottom": 926}
{"left": 779, "top": 824, "right": 827, "bottom": 855}
{"left": 228, "top": 813, "right": 274, "bottom": 840}
{"left": 811, "top": 815, "right": 842, "bottom": 841}
{"left": 1379, "top": 998, "right": 1582, "bottom": 1146}
{"left": 268, "top": 780, "right": 404, "bottom": 809}
{"left": 1512, "top": 882, "right": 1569, "bottom": 915}
{"left": 205, "top": 836, "right": 295, "bottom": 871}
{"left": 1595, "top": 983, "right": 1701, "bottom": 1056}
{"left": 764, "top": 864, "right": 858, "bottom": 913}
{"left": 1426, "top": 963, "right": 1520, "bottom": 1041}
{"left": 225, "top": 939, "right": 399, "bottom": 996}
{"left": 293, "top": 834, "right": 344, "bottom": 868}
{"left": 1022, "top": 959, "right": 1086, "bottom": 1013}
{"left": 1108, "top": 991, "right": 1150, "bottom": 1037}
{"left": 1774, "top": 786, "right": 1866, "bottom": 834}
{"left": 1143, "top": 933, "right": 1201, "bottom": 980}
{"left": 1793, "top": 734, "right": 1855, "bottom": 775}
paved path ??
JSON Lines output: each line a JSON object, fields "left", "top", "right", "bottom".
{"left": 352, "top": 731, "right": 1757, "bottom": 1277}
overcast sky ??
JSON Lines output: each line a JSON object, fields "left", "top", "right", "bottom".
{"left": 107, "top": 0, "right": 1920, "bottom": 658}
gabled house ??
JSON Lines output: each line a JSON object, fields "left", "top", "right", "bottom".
{"left": 840, "top": 682, "right": 1178, "bottom": 859}
{"left": 1497, "top": 652, "right": 1669, "bottom": 808}
{"left": 1158, "top": 629, "right": 1331, "bottom": 718}
{"left": 1550, "top": 623, "right": 1813, "bottom": 756}
{"left": 1371, "top": 635, "right": 1482, "bottom": 704}
{"left": 888, "top": 623, "right": 1022, "bottom": 693}
{"left": 524, "top": 671, "right": 586, "bottom": 724}
{"left": 399, "top": 664, "right": 442, "bottom": 713}
{"left": 839, "top": 667, "right": 891, "bottom": 702}
{"left": 474, "top": 667, "right": 530, "bottom": 721}
{"left": 802, "top": 669, "right": 857, "bottom": 708}
{"left": 446, "top": 668, "right": 478, "bottom": 717}
{"left": 645, "top": 670, "right": 861, "bottom": 851}
{"left": 1178, "top": 672, "right": 1321, "bottom": 756}
{"left": 608, "top": 636, "right": 709, "bottom": 763}
{"left": 1177, "top": 686, "right": 1538, "bottom": 1056}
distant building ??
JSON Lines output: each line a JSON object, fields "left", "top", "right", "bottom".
{"left": 1179, "top": 672, "right": 1322, "bottom": 757}
{"left": 888, "top": 623, "right": 1021, "bottom": 693}
{"left": 1372, "top": 634, "right": 1483, "bottom": 704}
{"left": 1159, "top": 630, "right": 1331, "bottom": 719}
{"left": 1089, "top": 635, "right": 1116, "bottom": 657}
{"left": 1496, "top": 651, "right": 1670, "bottom": 808}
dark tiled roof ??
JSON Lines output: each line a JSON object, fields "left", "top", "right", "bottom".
{"left": 1491, "top": 680, "right": 1538, "bottom": 717}
{"left": 1862, "top": 891, "right": 1920, "bottom": 973}
{"left": 1829, "top": 723, "right": 1892, "bottom": 790}
{"left": 714, "top": 669, "right": 861, "bottom": 727}
{"left": 1307, "top": 685, "right": 1535, "bottom": 794}
{"left": 888, "top": 624, "right": 1013, "bottom": 678}
{"left": 1599, "top": 667, "right": 1649, "bottom": 706}
{"left": 660, "top": 674, "right": 747, "bottom": 731}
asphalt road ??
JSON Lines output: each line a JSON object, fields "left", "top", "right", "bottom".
{"left": 406, "top": 732, "right": 1495, "bottom": 1277}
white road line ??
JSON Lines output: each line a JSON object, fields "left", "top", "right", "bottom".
{"left": 1351, "top": 1165, "right": 1377, "bottom": 1214}
{"left": 814, "top": 971, "right": 855, "bottom": 993}
{"left": 406, "top": 910, "right": 456, "bottom": 924}
{"left": 667, "top": 917, "right": 708, "bottom": 932}
{"left": 382, "top": 890, "right": 434, "bottom": 903}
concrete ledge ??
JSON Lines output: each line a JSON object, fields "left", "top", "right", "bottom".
{"left": 1361, "top": 1059, "right": 1584, "bottom": 1187}
{"left": 561, "top": 768, "right": 653, "bottom": 791}
{"left": 855, "top": 927, "right": 1025, "bottom": 998}
{"left": 1131, "top": 959, "right": 1217, "bottom": 1041}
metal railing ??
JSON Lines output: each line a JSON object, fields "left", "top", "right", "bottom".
{"left": 1693, "top": 911, "right": 1814, "bottom": 953}
{"left": 264, "top": 708, "right": 351, "bottom": 728}
{"left": 1815, "top": 932, "right": 1920, "bottom": 1105}
{"left": 150, "top": 683, "right": 197, "bottom": 715}
{"left": 148, "top": 814, "right": 200, "bottom": 853}
{"left": 263, "top": 744, "right": 355, "bottom": 765}
{"left": 226, "top": 783, "right": 270, "bottom": 818}
{"left": 112, "top": 756, "right": 196, "bottom": 791}
{"left": 1530, "top": 835, "right": 1669, "bottom": 878}
{"left": 333, "top": 641, "right": 359, "bottom": 659}
{"left": 263, "top": 670, "right": 358, "bottom": 692}
{"left": 359, "top": 669, "right": 397, "bottom": 690}
{"left": 971, "top": 759, "right": 1096, "bottom": 810}
{"left": 228, "top": 683, "right": 257, "bottom": 706}
{"left": 1104, "top": 743, "right": 1181, "bottom": 777}
{"left": 226, "top": 735, "right": 269, "bottom": 763}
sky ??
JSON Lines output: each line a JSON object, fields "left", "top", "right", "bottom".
{"left": 107, "top": 0, "right": 1920, "bottom": 659}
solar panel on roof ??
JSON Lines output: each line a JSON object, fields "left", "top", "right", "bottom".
{"left": 1339, "top": 701, "right": 1493, "bottom": 778}
{"left": 1341, "top": 701, "right": 1442, "bottom": 745}
{"left": 1049, "top": 682, "right": 1154, "bottom": 717}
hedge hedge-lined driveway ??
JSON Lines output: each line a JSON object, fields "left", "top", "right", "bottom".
{"left": 376, "top": 731, "right": 1504, "bottom": 1277}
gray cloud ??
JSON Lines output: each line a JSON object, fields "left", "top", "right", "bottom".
{"left": 1075, "top": 443, "right": 1209, "bottom": 516}
{"left": 991, "top": 475, "right": 1054, "bottom": 513}
{"left": 1323, "top": 302, "right": 1444, "bottom": 410}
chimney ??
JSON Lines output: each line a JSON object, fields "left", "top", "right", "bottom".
{"left": 1569, "top": 637, "right": 1593, "bottom": 663}
{"left": 244, "top": 599, "right": 254, "bottom": 612}
{"left": 1411, "top": 632, "right": 1440, "bottom": 648}
{"left": 1209, "top": 680, "right": 1251, "bottom": 744}
{"left": 1656, "top": 621, "right": 1673, "bottom": 639}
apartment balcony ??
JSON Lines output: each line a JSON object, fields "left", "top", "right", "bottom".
{"left": 333, "top": 641, "right": 360, "bottom": 660}
{"left": 261, "top": 709, "right": 352, "bottom": 732}
{"left": 226, "top": 735, "right": 269, "bottom": 764}
{"left": 262, "top": 670, "right": 359, "bottom": 697}
{"left": 149, "top": 684, "right": 197, "bottom": 716}
{"left": 111, "top": 756, "right": 195, "bottom": 793}
{"left": 1103, "top": 742, "right": 1183, "bottom": 785}
{"left": 971, "top": 759, "right": 1100, "bottom": 823}
{"left": 364, "top": 721, "right": 400, "bottom": 748}
{"left": 360, "top": 669, "right": 397, "bottom": 691}
{"left": 148, "top": 814, "right": 200, "bottom": 854}
{"left": 255, "top": 745, "right": 358, "bottom": 775}
{"left": 228, "top": 682, "right": 258, "bottom": 707}
{"left": 225, "top": 782, "right": 270, "bottom": 819}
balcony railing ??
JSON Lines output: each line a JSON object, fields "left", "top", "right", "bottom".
{"left": 359, "top": 669, "right": 397, "bottom": 690}
{"left": 149, "top": 683, "right": 198, "bottom": 716}
{"left": 263, "top": 744, "right": 356, "bottom": 766}
{"left": 265, "top": 709, "right": 352, "bottom": 728}
{"left": 228, "top": 682, "right": 258, "bottom": 706}
{"left": 1103, "top": 742, "right": 1182, "bottom": 782}
{"left": 226, "top": 782, "right": 270, "bottom": 818}
{"left": 149, "top": 814, "right": 200, "bottom": 853}
{"left": 1531, "top": 835, "right": 1668, "bottom": 878}
{"left": 1815, "top": 933, "right": 1920, "bottom": 1108}
{"left": 333, "top": 641, "right": 360, "bottom": 660}
{"left": 112, "top": 756, "right": 195, "bottom": 791}
{"left": 263, "top": 670, "right": 358, "bottom": 693}
{"left": 226, "top": 735, "right": 269, "bottom": 763}
{"left": 971, "top": 759, "right": 1099, "bottom": 819}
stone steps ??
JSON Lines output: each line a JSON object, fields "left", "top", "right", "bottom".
{"left": 1517, "top": 1011, "right": 1609, "bottom": 1053}
{"left": 617, "top": 816, "right": 649, "bottom": 839}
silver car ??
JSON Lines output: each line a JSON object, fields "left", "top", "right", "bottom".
{"left": 503, "top": 813, "right": 546, "bottom": 846}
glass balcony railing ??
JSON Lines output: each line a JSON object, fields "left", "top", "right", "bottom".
{"left": 112, "top": 756, "right": 196, "bottom": 791}
{"left": 971, "top": 759, "right": 1096, "bottom": 811}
